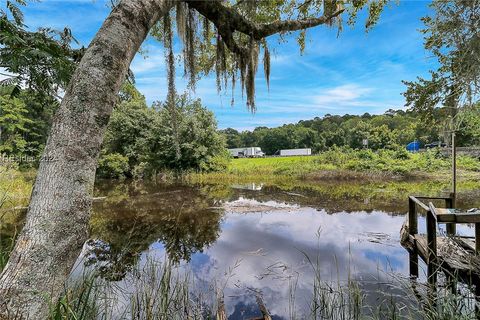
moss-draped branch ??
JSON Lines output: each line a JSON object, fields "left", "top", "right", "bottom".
{"left": 187, "top": 0, "right": 344, "bottom": 41}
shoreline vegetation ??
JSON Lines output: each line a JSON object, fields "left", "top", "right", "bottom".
{"left": 1, "top": 148, "right": 480, "bottom": 212}
{"left": 47, "top": 255, "right": 480, "bottom": 320}
{"left": 188, "top": 147, "right": 480, "bottom": 184}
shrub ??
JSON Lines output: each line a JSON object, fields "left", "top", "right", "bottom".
{"left": 458, "top": 156, "right": 480, "bottom": 171}
{"left": 97, "top": 153, "right": 130, "bottom": 179}
{"left": 199, "top": 152, "right": 231, "bottom": 172}
{"left": 356, "top": 149, "right": 375, "bottom": 160}
{"left": 393, "top": 148, "right": 411, "bottom": 160}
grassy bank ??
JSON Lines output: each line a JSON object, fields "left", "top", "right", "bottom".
{"left": 189, "top": 148, "right": 480, "bottom": 184}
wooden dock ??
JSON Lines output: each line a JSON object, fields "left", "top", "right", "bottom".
{"left": 400, "top": 195, "right": 480, "bottom": 287}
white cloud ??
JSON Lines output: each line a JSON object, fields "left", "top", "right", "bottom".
{"left": 131, "top": 53, "right": 166, "bottom": 74}
{"left": 313, "top": 84, "right": 374, "bottom": 105}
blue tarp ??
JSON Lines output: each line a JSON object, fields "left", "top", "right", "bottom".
{"left": 406, "top": 141, "right": 420, "bottom": 152}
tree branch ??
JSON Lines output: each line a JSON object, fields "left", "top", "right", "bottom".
{"left": 187, "top": 0, "right": 344, "bottom": 40}
{"left": 256, "top": 12, "right": 344, "bottom": 38}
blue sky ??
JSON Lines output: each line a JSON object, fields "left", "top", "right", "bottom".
{"left": 19, "top": 0, "right": 436, "bottom": 130}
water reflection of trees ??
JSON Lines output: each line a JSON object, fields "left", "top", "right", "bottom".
{"left": 86, "top": 182, "right": 224, "bottom": 280}
{"left": 81, "top": 178, "right": 480, "bottom": 281}
{"left": 217, "top": 180, "right": 480, "bottom": 214}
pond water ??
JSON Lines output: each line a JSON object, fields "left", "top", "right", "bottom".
{"left": 71, "top": 179, "right": 480, "bottom": 318}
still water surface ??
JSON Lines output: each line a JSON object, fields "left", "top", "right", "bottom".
{"left": 81, "top": 180, "right": 480, "bottom": 318}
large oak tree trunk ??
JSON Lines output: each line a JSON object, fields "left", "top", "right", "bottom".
{"left": 0, "top": 0, "right": 174, "bottom": 318}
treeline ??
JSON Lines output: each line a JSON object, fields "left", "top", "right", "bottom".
{"left": 2, "top": 83, "right": 479, "bottom": 178}
{"left": 0, "top": 84, "right": 227, "bottom": 178}
{"left": 221, "top": 108, "right": 480, "bottom": 155}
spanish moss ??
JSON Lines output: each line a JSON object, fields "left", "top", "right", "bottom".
{"left": 215, "top": 35, "right": 225, "bottom": 94}
{"left": 185, "top": 7, "right": 196, "bottom": 89}
{"left": 202, "top": 15, "right": 210, "bottom": 45}
{"left": 246, "top": 38, "right": 259, "bottom": 111}
{"left": 231, "top": 61, "right": 236, "bottom": 106}
{"left": 175, "top": 2, "right": 186, "bottom": 43}
{"left": 163, "top": 13, "right": 175, "bottom": 103}
{"left": 163, "top": 13, "right": 181, "bottom": 161}
{"left": 263, "top": 42, "right": 271, "bottom": 91}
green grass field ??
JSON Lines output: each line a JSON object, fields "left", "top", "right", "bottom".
{"left": 189, "top": 148, "right": 480, "bottom": 184}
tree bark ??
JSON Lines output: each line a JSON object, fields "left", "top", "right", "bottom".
{"left": 0, "top": 0, "right": 174, "bottom": 318}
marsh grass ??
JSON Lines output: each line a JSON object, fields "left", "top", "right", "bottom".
{"left": 188, "top": 148, "right": 480, "bottom": 184}
{"left": 50, "top": 257, "right": 214, "bottom": 320}
{"left": 47, "top": 250, "right": 480, "bottom": 320}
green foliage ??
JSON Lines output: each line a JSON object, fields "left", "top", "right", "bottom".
{"left": 148, "top": 94, "right": 228, "bottom": 173}
{"left": 199, "top": 150, "right": 231, "bottom": 172}
{"left": 96, "top": 153, "right": 130, "bottom": 179}
{"left": 196, "top": 148, "right": 480, "bottom": 182}
{"left": 101, "top": 86, "right": 229, "bottom": 178}
{"left": 221, "top": 108, "right": 480, "bottom": 154}
{"left": 102, "top": 83, "right": 155, "bottom": 171}
{"left": 457, "top": 156, "right": 480, "bottom": 172}
{"left": 457, "top": 104, "right": 480, "bottom": 146}
{"left": 1, "top": 1, "right": 76, "bottom": 163}
{"left": 0, "top": 94, "right": 32, "bottom": 157}
{"left": 0, "top": 1, "right": 79, "bottom": 97}
{"left": 0, "top": 88, "right": 60, "bottom": 162}
{"left": 403, "top": 0, "right": 480, "bottom": 130}
{"left": 0, "top": 163, "right": 32, "bottom": 209}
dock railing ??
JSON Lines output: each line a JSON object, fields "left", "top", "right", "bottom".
{"left": 407, "top": 195, "right": 454, "bottom": 283}
{"left": 408, "top": 195, "right": 455, "bottom": 239}
{"left": 406, "top": 195, "right": 480, "bottom": 284}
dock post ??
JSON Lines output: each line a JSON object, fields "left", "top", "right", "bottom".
{"left": 446, "top": 194, "right": 456, "bottom": 236}
{"left": 476, "top": 223, "right": 480, "bottom": 254}
{"left": 426, "top": 209, "right": 437, "bottom": 286}
{"left": 409, "top": 251, "right": 418, "bottom": 278}
{"left": 408, "top": 197, "right": 418, "bottom": 236}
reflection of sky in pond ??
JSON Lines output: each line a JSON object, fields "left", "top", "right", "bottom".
{"left": 77, "top": 181, "right": 480, "bottom": 318}
{"left": 139, "top": 201, "right": 414, "bottom": 318}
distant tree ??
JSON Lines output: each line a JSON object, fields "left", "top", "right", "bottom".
{"left": 101, "top": 87, "right": 228, "bottom": 177}
{"left": 368, "top": 124, "right": 396, "bottom": 149}
{"left": 456, "top": 104, "right": 480, "bottom": 146}
{"left": 220, "top": 128, "right": 242, "bottom": 148}
{"left": 20, "top": 91, "right": 59, "bottom": 159}
{"left": 293, "top": 126, "right": 318, "bottom": 149}
{"left": 259, "top": 127, "right": 292, "bottom": 154}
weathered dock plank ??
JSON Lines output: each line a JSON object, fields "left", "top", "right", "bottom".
{"left": 401, "top": 195, "right": 480, "bottom": 286}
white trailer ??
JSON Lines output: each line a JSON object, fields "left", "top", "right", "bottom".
{"left": 228, "top": 147, "right": 265, "bottom": 158}
{"left": 229, "top": 148, "right": 246, "bottom": 158}
{"left": 244, "top": 147, "right": 265, "bottom": 157}
{"left": 279, "top": 148, "right": 312, "bottom": 156}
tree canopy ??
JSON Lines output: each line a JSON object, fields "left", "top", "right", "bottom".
{"left": 98, "top": 84, "right": 228, "bottom": 179}
{"left": 0, "top": 0, "right": 80, "bottom": 98}
{"left": 403, "top": 0, "right": 480, "bottom": 133}
{"left": 221, "top": 106, "right": 480, "bottom": 154}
